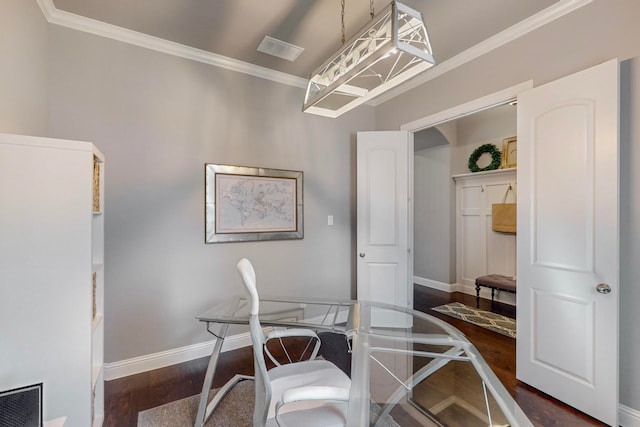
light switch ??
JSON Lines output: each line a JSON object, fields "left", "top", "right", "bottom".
{"left": 328, "top": 215, "right": 334, "bottom": 226}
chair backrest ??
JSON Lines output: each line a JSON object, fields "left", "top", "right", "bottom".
{"left": 237, "top": 258, "right": 260, "bottom": 315}
{"left": 237, "top": 258, "right": 271, "bottom": 427}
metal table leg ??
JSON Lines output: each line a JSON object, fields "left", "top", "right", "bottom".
{"left": 194, "top": 322, "right": 229, "bottom": 427}
{"left": 347, "top": 304, "right": 370, "bottom": 426}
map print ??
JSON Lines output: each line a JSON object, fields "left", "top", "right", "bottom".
{"left": 215, "top": 174, "right": 296, "bottom": 233}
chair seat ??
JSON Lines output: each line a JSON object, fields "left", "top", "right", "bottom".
{"left": 266, "top": 402, "right": 348, "bottom": 427}
{"left": 267, "top": 359, "right": 351, "bottom": 421}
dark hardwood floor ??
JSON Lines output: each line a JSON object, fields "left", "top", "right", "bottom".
{"left": 413, "top": 287, "right": 606, "bottom": 427}
{"left": 104, "top": 286, "right": 606, "bottom": 426}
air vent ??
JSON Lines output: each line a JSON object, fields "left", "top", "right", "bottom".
{"left": 257, "top": 36, "right": 304, "bottom": 62}
{"left": 0, "top": 383, "right": 42, "bottom": 427}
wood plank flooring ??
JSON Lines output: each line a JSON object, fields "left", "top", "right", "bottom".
{"left": 104, "top": 286, "right": 606, "bottom": 427}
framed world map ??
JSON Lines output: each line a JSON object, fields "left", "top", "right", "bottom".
{"left": 205, "top": 164, "right": 303, "bottom": 243}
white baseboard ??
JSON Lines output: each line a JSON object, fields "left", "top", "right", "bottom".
{"left": 104, "top": 332, "right": 252, "bottom": 381}
{"left": 413, "top": 276, "right": 455, "bottom": 292}
{"left": 620, "top": 404, "right": 640, "bottom": 426}
{"left": 413, "top": 276, "right": 516, "bottom": 306}
{"left": 103, "top": 309, "right": 352, "bottom": 381}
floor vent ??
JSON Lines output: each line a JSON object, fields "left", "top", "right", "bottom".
{"left": 0, "top": 383, "right": 42, "bottom": 427}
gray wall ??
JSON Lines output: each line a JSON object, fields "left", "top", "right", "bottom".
{"left": 44, "top": 25, "right": 375, "bottom": 362}
{"left": 453, "top": 104, "right": 516, "bottom": 175}
{"left": 413, "top": 126, "right": 454, "bottom": 284}
{"left": 376, "top": 0, "right": 640, "bottom": 413}
{"left": 0, "top": 0, "right": 48, "bottom": 136}
{"left": 414, "top": 142, "right": 453, "bottom": 283}
{"left": 619, "top": 56, "right": 640, "bottom": 417}
{"left": 0, "top": 3, "right": 374, "bottom": 362}
{"left": 413, "top": 106, "right": 515, "bottom": 286}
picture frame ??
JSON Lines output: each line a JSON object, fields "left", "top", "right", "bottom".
{"left": 205, "top": 164, "right": 303, "bottom": 243}
{"left": 501, "top": 136, "right": 517, "bottom": 169}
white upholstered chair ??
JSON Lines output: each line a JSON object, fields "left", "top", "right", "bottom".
{"left": 236, "top": 258, "right": 352, "bottom": 427}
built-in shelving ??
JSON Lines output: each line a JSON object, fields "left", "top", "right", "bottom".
{"left": 451, "top": 167, "right": 516, "bottom": 180}
{"left": 91, "top": 154, "right": 105, "bottom": 427}
{"left": 0, "top": 133, "right": 105, "bottom": 427}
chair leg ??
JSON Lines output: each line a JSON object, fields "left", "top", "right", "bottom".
{"left": 475, "top": 283, "right": 481, "bottom": 307}
{"left": 203, "top": 374, "right": 254, "bottom": 422}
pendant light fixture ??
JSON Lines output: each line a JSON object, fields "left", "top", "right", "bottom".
{"left": 303, "top": 1, "right": 435, "bottom": 118}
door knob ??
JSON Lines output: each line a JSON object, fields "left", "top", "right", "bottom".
{"left": 596, "top": 283, "right": 612, "bottom": 294}
{"left": 359, "top": 253, "right": 365, "bottom": 258}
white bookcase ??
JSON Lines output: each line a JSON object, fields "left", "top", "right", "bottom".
{"left": 452, "top": 168, "right": 517, "bottom": 302}
{"left": 0, "top": 133, "right": 104, "bottom": 427}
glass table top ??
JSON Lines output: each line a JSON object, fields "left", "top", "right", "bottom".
{"left": 197, "top": 296, "right": 532, "bottom": 427}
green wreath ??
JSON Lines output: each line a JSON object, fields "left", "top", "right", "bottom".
{"left": 468, "top": 143, "right": 502, "bottom": 172}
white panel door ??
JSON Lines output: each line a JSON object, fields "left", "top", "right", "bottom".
{"left": 516, "top": 59, "right": 619, "bottom": 425}
{"left": 357, "top": 131, "right": 413, "bottom": 326}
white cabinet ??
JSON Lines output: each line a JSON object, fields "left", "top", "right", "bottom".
{"left": 0, "top": 133, "right": 104, "bottom": 427}
{"left": 453, "top": 169, "right": 516, "bottom": 301}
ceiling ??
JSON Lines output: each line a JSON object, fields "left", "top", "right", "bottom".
{"left": 51, "top": 0, "right": 558, "bottom": 80}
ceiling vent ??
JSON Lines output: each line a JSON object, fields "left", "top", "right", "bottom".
{"left": 257, "top": 36, "right": 304, "bottom": 62}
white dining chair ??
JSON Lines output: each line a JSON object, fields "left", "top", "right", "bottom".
{"left": 236, "top": 258, "right": 352, "bottom": 427}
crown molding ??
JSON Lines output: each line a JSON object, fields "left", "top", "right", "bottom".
{"left": 35, "top": 0, "right": 308, "bottom": 89}
{"left": 36, "top": 0, "right": 591, "bottom": 106}
{"left": 35, "top": 0, "right": 55, "bottom": 20}
{"left": 369, "top": 0, "right": 594, "bottom": 106}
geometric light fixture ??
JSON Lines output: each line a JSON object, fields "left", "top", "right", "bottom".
{"left": 303, "top": 1, "right": 435, "bottom": 118}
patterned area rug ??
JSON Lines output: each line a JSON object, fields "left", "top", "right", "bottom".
{"left": 431, "top": 302, "right": 516, "bottom": 338}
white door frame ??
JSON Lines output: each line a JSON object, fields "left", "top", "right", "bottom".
{"left": 400, "top": 81, "right": 532, "bottom": 296}
{"left": 396, "top": 77, "right": 623, "bottom": 422}
{"left": 400, "top": 82, "right": 533, "bottom": 133}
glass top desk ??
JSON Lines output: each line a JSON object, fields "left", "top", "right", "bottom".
{"left": 195, "top": 296, "right": 532, "bottom": 427}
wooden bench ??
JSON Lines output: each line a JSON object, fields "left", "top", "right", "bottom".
{"left": 475, "top": 274, "right": 516, "bottom": 304}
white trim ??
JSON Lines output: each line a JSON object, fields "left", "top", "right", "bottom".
{"left": 35, "top": 0, "right": 55, "bottom": 20}
{"left": 413, "top": 276, "right": 455, "bottom": 293}
{"left": 401, "top": 81, "right": 533, "bottom": 132}
{"left": 36, "top": 0, "right": 590, "bottom": 99}
{"left": 103, "top": 309, "right": 351, "bottom": 381}
{"left": 414, "top": 277, "right": 517, "bottom": 306}
{"left": 35, "top": 0, "right": 307, "bottom": 89}
{"left": 371, "top": 0, "right": 593, "bottom": 106}
{"left": 620, "top": 404, "right": 640, "bottom": 427}
{"left": 103, "top": 332, "right": 252, "bottom": 381}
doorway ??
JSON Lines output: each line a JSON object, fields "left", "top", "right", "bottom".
{"left": 405, "top": 83, "right": 528, "bottom": 303}
{"left": 399, "top": 59, "right": 620, "bottom": 425}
